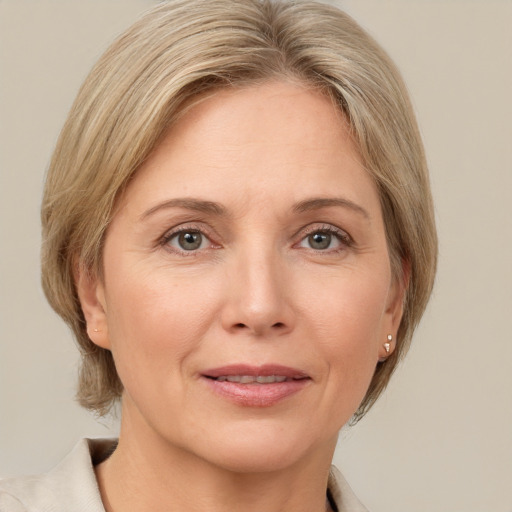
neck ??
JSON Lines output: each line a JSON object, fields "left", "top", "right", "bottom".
{"left": 95, "top": 405, "right": 337, "bottom": 512}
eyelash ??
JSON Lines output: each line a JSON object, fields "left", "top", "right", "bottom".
{"left": 159, "top": 223, "right": 354, "bottom": 255}
{"left": 160, "top": 224, "right": 219, "bottom": 256}
{"left": 296, "top": 224, "right": 354, "bottom": 253}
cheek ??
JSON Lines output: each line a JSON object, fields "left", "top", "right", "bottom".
{"left": 305, "top": 267, "right": 390, "bottom": 404}
{"left": 102, "top": 263, "right": 220, "bottom": 382}
{"left": 307, "top": 264, "right": 390, "bottom": 345}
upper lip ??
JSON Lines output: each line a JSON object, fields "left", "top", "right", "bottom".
{"left": 202, "top": 364, "right": 309, "bottom": 380}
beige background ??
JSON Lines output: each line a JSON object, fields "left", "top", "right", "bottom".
{"left": 1, "top": 1, "right": 511, "bottom": 511}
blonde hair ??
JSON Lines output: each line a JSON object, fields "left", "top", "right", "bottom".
{"left": 41, "top": 0, "right": 437, "bottom": 419}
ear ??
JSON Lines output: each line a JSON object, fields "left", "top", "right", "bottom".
{"left": 75, "top": 264, "right": 111, "bottom": 350}
{"left": 379, "top": 258, "right": 410, "bottom": 360}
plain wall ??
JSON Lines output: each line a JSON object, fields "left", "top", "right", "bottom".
{"left": 1, "top": 1, "right": 511, "bottom": 511}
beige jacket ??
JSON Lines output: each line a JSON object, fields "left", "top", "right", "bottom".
{"left": 0, "top": 439, "right": 368, "bottom": 512}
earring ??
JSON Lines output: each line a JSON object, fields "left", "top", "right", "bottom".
{"left": 93, "top": 328, "right": 99, "bottom": 332}
{"left": 384, "top": 334, "right": 392, "bottom": 353}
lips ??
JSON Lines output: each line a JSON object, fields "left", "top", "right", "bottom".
{"left": 201, "top": 364, "right": 310, "bottom": 407}
{"left": 215, "top": 375, "right": 289, "bottom": 383}
{"left": 203, "top": 364, "right": 309, "bottom": 380}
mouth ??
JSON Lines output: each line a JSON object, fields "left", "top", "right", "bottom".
{"left": 210, "top": 375, "right": 298, "bottom": 384}
{"left": 201, "top": 365, "right": 311, "bottom": 407}
{"left": 202, "top": 364, "right": 309, "bottom": 382}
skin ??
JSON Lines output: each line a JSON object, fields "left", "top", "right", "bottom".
{"left": 78, "top": 81, "right": 404, "bottom": 512}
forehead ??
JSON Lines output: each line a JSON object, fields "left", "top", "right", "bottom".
{"left": 119, "top": 81, "right": 379, "bottom": 219}
{"left": 161, "top": 81, "right": 353, "bottom": 158}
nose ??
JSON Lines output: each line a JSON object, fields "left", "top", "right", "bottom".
{"left": 220, "top": 247, "right": 295, "bottom": 338}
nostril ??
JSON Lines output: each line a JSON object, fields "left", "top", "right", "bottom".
{"left": 229, "top": 321, "right": 289, "bottom": 334}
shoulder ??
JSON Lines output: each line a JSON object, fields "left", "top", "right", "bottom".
{"left": 328, "top": 465, "right": 369, "bottom": 512}
{"left": 0, "top": 491, "right": 26, "bottom": 512}
{"left": 0, "top": 438, "right": 116, "bottom": 512}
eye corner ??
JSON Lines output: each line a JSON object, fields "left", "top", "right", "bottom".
{"left": 159, "top": 223, "right": 221, "bottom": 255}
{"left": 295, "top": 223, "right": 354, "bottom": 253}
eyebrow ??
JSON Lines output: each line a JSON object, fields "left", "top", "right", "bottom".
{"left": 140, "top": 196, "right": 369, "bottom": 221}
{"left": 140, "top": 198, "right": 226, "bottom": 220}
{"left": 293, "top": 197, "right": 370, "bottom": 219}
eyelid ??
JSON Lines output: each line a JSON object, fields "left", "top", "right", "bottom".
{"left": 159, "top": 222, "right": 220, "bottom": 254}
{"left": 157, "top": 221, "right": 353, "bottom": 255}
{"left": 295, "top": 223, "right": 354, "bottom": 249}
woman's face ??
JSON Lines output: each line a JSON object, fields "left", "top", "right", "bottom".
{"left": 81, "top": 81, "right": 404, "bottom": 473}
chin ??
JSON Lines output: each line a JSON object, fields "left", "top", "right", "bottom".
{"left": 186, "top": 423, "right": 337, "bottom": 475}
{"left": 204, "top": 444, "right": 307, "bottom": 474}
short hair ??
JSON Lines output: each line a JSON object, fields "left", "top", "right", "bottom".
{"left": 41, "top": 0, "right": 437, "bottom": 419}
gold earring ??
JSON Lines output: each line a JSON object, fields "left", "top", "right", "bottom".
{"left": 93, "top": 328, "right": 99, "bottom": 332}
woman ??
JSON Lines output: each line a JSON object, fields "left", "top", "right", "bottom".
{"left": 0, "top": 0, "right": 437, "bottom": 511}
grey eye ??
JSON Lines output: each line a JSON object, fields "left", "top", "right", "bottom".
{"left": 307, "top": 232, "right": 332, "bottom": 250}
{"left": 171, "top": 231, "right": 205, "bottom": 251}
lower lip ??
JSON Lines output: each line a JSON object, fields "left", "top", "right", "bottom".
{"left": 203, "top": 378, "right": 310, "bottom": 407}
